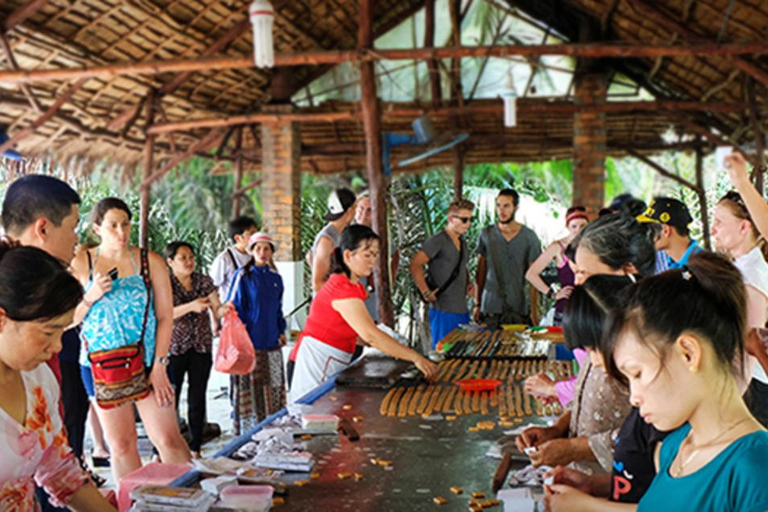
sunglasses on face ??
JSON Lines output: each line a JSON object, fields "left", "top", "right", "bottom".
{"left": 451, "top": 215, "right": 472, "bottom": 224}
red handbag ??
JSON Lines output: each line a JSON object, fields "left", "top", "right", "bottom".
{"left": 87, "top": 249, "right": 152, "bottom": 409}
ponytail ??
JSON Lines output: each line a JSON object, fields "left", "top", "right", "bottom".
{"left": 330, "top": 246, "right": 349, "bottom": 277}
{"left": 331, "top": 225, "right": 380, "bottom": 278}
{"left": 605, "top": 252, "right": 746, "bottom": 383}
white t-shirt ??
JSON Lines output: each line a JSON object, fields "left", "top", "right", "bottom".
{"left": 210, "top": 246, "right": 252, "bottom": 302}
{"left": 734, "top": 246, "right": 768, "bottom": 383}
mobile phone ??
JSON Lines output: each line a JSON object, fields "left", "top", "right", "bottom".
{"left": 108, "top": 268, "right": 119, "bottom": 281}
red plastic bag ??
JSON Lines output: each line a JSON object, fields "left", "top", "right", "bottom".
{"left": 215, "top": 310, "right": 256, "bottom": 375}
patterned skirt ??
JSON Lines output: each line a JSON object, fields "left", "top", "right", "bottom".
{"left": 231, "top": 348, "right": 286, "bottom": 436}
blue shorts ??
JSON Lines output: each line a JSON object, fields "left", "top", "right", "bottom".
{"left": 429, "top": 309, "right": 470, "bottom": 350}
{"left": 80, "top": 365, "right": 94, "bottom": 398}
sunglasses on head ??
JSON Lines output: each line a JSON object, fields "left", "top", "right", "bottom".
{"left": 451, "top": 215, "right": 472, "bottom": 224}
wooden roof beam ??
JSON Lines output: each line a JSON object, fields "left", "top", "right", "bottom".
{"left": 3, "top": 0, "right": 47, "bottom": 32}
{"left": 140, "top": 128, "right": 224, "bottom": 189}
{"left": 0, "top": 77, "right": 87, "bottom": 155}
{"left": 626, "top": 0, "right": 768, "bottom": 90}
{"left": 3, "top": 42, "right": 768, "bottom": 85}
{"left": 0, "top": 33, "right": 41, "bottom": 113}
{"left": 622, "top": 147, "right": 701, "bottom": 192}
{"left": 146, "top": 99, "right": 747, "bottom": 135}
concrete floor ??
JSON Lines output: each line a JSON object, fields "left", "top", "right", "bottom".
{"left": 86, "top": 342, "right": 259, "bottom": 490}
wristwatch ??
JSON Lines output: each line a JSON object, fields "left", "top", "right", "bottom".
{"left": 155, "top": 355, "right": 171, "bottom": 367}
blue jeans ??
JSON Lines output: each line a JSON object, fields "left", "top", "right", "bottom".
{"left": 429, "top": 309, "right": 470, "bottom": 350}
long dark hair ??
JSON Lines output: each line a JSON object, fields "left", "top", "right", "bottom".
{"left": 331, "top": 225, "right": 380, "bottom": 278}
{"left": 0, "top": 242, "right": 83, "bottom": 321}
{"left": 571, "top": 212, "right": 656, "bottom": 278}
{"left": 563, "top": 275, "right": 634, "bottom": 351}
{"left": 604, "top": 252, "right": 747, "bottom": 384}
{"left": 91, "top": 197, "right": 132, "bottom": 225}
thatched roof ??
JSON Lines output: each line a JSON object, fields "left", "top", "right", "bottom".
{"left": 0, "top": 0, "right": 764, "bottom": 177}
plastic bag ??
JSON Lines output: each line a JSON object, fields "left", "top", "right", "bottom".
{"left": 215, "top": 310, "right": 256, "bottom": 375}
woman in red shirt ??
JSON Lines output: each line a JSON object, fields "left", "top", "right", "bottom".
{"left": 288, "top": 225, "right": 438, "bottom": 402}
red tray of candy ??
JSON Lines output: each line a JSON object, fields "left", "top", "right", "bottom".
{"left": 455, "top": 378, "right": 502, "bottom": 392}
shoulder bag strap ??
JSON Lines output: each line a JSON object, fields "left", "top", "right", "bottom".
{"left": 86, "top": 250, "right": 93, "bottom": 281}
{"left": 227, "top": 248, "right": 237, "bottom": 269}
{"left": 139, "top": 248, "right": 151, "bottom": 347}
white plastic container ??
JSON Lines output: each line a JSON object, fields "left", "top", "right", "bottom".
{"left": 218, "top": 485, "right": 274, "bottom": 511}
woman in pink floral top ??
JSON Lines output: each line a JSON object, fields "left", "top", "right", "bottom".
{"left": 0, "top": 243, "right": 115, "bottom": 511}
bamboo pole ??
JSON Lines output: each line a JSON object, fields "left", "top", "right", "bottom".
{"left": 147, "top": 99, "right": 747, "bottom": 135}
{"left": 359, "top": 0, "right": 394, "bottom": 327}
{"left": 4, "top": 42, "right": 768, "bottom": 84}
{"left": 0, "top": 77, "right": 87, "bottom": 156}
{"left": 139, "top": 89, "right": 155, "bottom": 249}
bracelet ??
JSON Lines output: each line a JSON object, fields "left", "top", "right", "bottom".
{"left": 82, "top": 298, "right": 93, "bottom": 308}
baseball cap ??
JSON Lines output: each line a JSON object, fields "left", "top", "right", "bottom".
{"left": 636, "top": 197, "right": 692, "bottom": 230}
{"left": 248, "top": 232, "right": 279, "bottom": 252}
{"left": 325, "top": 188, "right": 356, "bottom": 221}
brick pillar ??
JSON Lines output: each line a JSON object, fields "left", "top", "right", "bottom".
{"left": 572, "top": 71, "right": 607, "bottom": 214}
{"left": 261, "top": 106, "right": 301, "bottom": 262}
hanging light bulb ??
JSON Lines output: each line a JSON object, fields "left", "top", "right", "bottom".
{"left": 249, "top": 0, "right": 275, "bottom": 68}
{"left": 502, "top": 69, "right": 518, "bottom": 128}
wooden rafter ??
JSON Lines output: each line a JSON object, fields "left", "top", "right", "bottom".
{"left": 146, "top": 99, "right": 747, "bottom": 135}
{"left": 626, "top": 0, "right": 768, "bottom": 90}
{"left": 0, "top": 77, "right": 87, "bottom": 155}
{"left": 3, "top": 0, "right": 48, "bottom": 31}
{"left": 3, "top": 42, "right": 768, "bottom": 85}
{"left": 141, "top": 129, "right": 224, "bottom": 188}
{"left": 623, "top": 147, "right": 701, "bottom": 192}
{"left": 0, "top": 33, "right": 41, "bottom": 112}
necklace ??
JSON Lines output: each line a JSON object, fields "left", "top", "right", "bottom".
{"left": 671, "top": 417, "right": 751, "bottom": 477}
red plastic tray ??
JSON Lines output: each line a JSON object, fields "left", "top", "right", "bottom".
{"left": 455, "top": 378, "right": 502, "bottom": 392}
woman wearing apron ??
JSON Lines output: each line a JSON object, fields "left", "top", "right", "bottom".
{"left": 288, "top": 225, "right": 438, "bottom": 403}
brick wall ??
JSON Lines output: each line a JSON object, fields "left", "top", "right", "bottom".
{"left": 260, "top": 105, "right": 302, "bottom": 262}
{"left": 572, "top": 71, "right": 607, "bottom": 214}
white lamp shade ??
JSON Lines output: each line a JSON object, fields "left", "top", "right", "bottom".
{"left": 502, "top": 93, "right": 517, "bottom": 128}
{"left": 249, "top": 0, "right": 275, "bottom": 68}
{"left": 502, "top": 70, "right": 518, "bottom": 128}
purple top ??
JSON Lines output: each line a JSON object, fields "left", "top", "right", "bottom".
{"left": 554, "top": 348, "right": 586, "bottom": 407}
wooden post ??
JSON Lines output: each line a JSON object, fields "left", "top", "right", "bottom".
{"left": 233, "top": 128, "right": 244, "bottom": 218}
{"left": 359, "top": 0, "right": 394, "bottom": 327}
{"left": 748, "top": 79, "right": 765, "bottom": 194}
{"left": 139, "top": 89, "right": 155, "bottom": 249}
{"left": 449, "top": 0, "right": 464, "bottom": 200}
{"left": 695, "top": 139, "right": 711, "bottom": 250}
{"left": 424, "top": 0, "right": 441, "bottom": 106}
